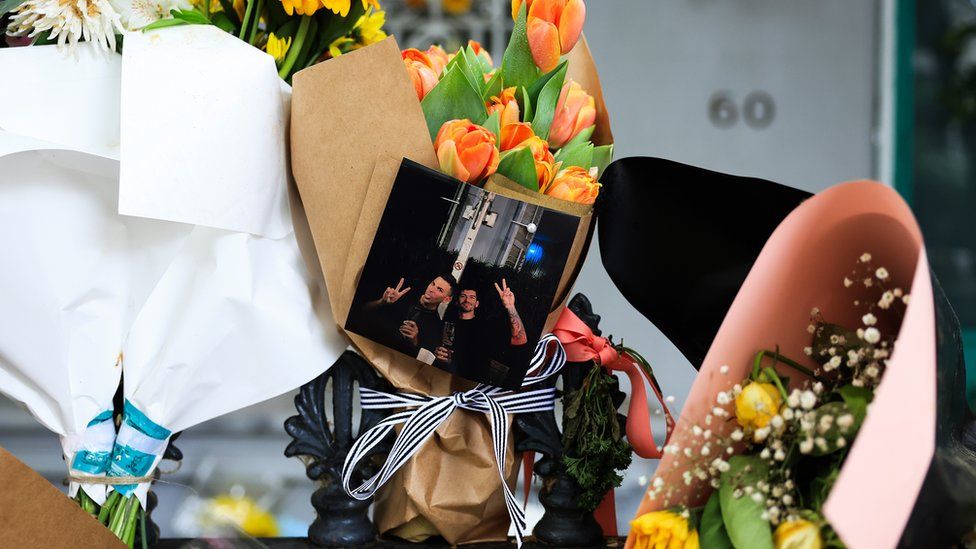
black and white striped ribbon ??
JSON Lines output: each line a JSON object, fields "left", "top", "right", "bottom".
{"left": 341, "top": 333, "right": 567, "bottom": 547}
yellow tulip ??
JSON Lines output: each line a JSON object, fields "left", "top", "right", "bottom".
{"left": 735, "top": 382, "right": 783, "bottom": 430}
{"left": 278, "top": 0, "right": 377, "bottom": 17}
{"left": 630, "top": 510, "right": 700, "bottom": 549}
{"left": 774, "top": 519, "right": 823, "bottom": 549}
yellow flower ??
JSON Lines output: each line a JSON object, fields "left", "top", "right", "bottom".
{"left": 278, "top": 0, "right": 377, "bottom": 17}
{"left": 206, "top": 495, "right": 280, "bottom": 537}
{"left": 630, "top": 510, "right": 700, "bottom": 549}
{"left": 735, "top": 382, "right": 783, "bottom": 430}
{"left": 328, "top": 7, "right": 386, "bottom": 57}
{"left": 774, "top": 519, "right": 823, "bottom": 549}
{"left": 193, "top": 0, "right": 246, "bottom": 19}
{"left": 266, "top": 33, "right": 292, "bottom": 64}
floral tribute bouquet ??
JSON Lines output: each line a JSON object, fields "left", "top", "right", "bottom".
{"left": 0, "top": 14, "right": 348, "bottom": 549}
{"left": 1, "top": 0, "right": 384, "bottom": 81}
{"left": 404, "top": 0, "right": 612, "bottom": 204}
{"left": 620, "top": 178, "right": 976, "bottom": 549}
{"left": 288, "top": 0, "right": 614, "bottom": 543}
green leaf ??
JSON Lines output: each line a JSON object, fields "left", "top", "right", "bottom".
{"left": 211, "top": 11, "right": 236, "bottom": 33}
{"left": 525, "top": 60, "right": 566, "bottom": 109}
{"left": 216, "top": 0, "right": 241, "bottom": 28}
{"left": 171, "top": 8, "right": 212, "bottom": 24}
{"left": 483, "top": 111, "right": 501, "bottom": 148}
{"left": 521, "top": 86, "right": 533, "bottom": 125}
{"left": 592, "top": 144, "right": 614, "bottom": 178}
{"left": 554, "top": 141, "right": 593, "bottom": 171}
{"left": 700, "top": 491, "right": 734, "bottom": 549}
{"left": 837, "top": 384, "right": 873, "bottom": 424}
{"left": 501, "top": 2, "right": 539, "bottom": 92}
{"left": 445, "top": 48, "right": 483, "bottom": 100}
{"left": 421, "top": 65, "right": 488, "bottom": 140}
{"left": 141, "top": 18, "right": 191, "bottom": 32}
{"left": 557, "top": 125, "right": 595, "bottom": 151}
{"left": 530, "top": 61, "right": 567, "bottom": 140}
{"left": 482, "top": 70, "right": 503, "bottom": 101}
{"left": 466, "top": 42, "right": 493, "bottom": 74}
{"left": 0, "top": 0, "right": 27, "bottom": 17}
{"left": 497, "top": 146, "right": 538, "bottom": 191}
{"left": 719, "top": 455, "right": 774, "bottom": 549}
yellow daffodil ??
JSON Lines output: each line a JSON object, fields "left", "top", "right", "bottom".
{"left": 328, "top": 7, "right": 386, "bottom": 57}
{"left": 774, "top": 519, "right": 823, "bottom": 549}
{"left": 278, "top": 0, "right": 377, "bottom": 17}
{"left": 630, "top": 510, "right": 700, "bottom": 549}
{"left": 735, "top": 382, "right": 783, "bottom": 430}
{"left": 266, "top": 33, "right": 292, "bottom": 64}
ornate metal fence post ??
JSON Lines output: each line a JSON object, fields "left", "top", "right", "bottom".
{"left": 515, "top": 293, "right": 627, "bottom": 548}
{"left": 284, "top": 351, "right": 394, "bottom": 547}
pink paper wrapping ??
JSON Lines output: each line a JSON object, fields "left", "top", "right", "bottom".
{"left": 629, "top": 180, "right": 934, "bottom": 549}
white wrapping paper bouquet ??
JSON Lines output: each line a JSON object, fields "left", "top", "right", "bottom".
{"left": 0, "top": 26, "right": 346, "bottom": 544}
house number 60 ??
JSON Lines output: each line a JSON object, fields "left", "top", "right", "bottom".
{"left": 708, "top": 91, "right": 775, "bottom": 130}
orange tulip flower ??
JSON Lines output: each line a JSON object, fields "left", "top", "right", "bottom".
{"left": 512, "top": 0, "right": 585, "bottom": 72}
{"left": 500, "top": 122, "right": 556, "bottom": 188}
{"left": 543, "top": 165, "right": 599, "bottom": 204}
{"left": 467, "top": 39, "right": 494, "bottom": 67}
{"left": 487, "top": 87, "right": 521, "bottom": 128}
{"left": 425, "top": 45, "right": 450, "bottom": 75}
{"left": 402, "top": 48, "right": 439, "bottom": 101}
{"left": 434, "top": 119, "right": 500, "bottom": 184}
{"left": 548, "top": 78, "right": 596, "bottom": 148}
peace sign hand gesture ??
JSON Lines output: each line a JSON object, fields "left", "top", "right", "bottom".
{"left": 495, "top": 278, "right": 515, "bottom": 309}
{"left": 382, "top": 278, "right": 411, "bottom": 304}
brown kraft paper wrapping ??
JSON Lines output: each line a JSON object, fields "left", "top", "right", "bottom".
{"left": 290, "top": 35, "right": 611, "bottom": 543}
{"left": 0, "top": 447, "right": 125, "bottom": 549}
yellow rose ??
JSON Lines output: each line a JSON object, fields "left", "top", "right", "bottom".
{"left": 630, "top": 510, "right": 700, "bottom": 549}
{"left": 774, "top": 519, "right": 823, "bottom": 549}
{"left": 735, "top": 382, "right": 783, "bottom": 430}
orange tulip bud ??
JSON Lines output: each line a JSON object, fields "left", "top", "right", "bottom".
{"left": 543, "top": 165, "right": 599, "bottom": 205}
{"left": 499, "top": 122, "right": 535, "bottom": 152}
{"left": 487, "top": 87, "right": 521, "bottom": 128}
{"left": 467, "top": 40, "right": 494, "bottom": 67}
{"left": 425, "top": 45, "right": 450, "bottom": 75}
{"left": 402, "top": 48, "right": 439, "bottom": 101}
{"left": 515, "top": 0, "right": 585, "bottom": 72}
{"left": 499, "top": 122, "right": 556, "bottom": 188}
{"left": 548, "top": 78, "right": 596, "bottom": 148}
{"left": 434, "top": 119, "right": 500, "bottom": 184}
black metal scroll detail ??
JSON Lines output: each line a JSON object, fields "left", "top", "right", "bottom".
{"left": 515, "top": 293, "right": 627, "bottom": 548}
{"left": 284, "top": 351, "right": 395, "bottom": 547}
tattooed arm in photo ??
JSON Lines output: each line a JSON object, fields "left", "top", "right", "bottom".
{"left": 495, "top": 279, "right": 527, "bottom": 346}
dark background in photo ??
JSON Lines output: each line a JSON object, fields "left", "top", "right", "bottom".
{"left": 345, "top": 159, "right": 579, "bottom": 389}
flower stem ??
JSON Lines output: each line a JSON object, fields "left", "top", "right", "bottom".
{"left": 762, "top": 366, "right": 789, "bottom": 400}
{"left": 139, "top": 506, "right": 148, "bottom": 549}
{"left": 238, "top": 0, "right": 255, "bottom": 40}
{"left": 758, "top": 348, "right": 819, "bottom": 379}
{"left": 278, "top": 15, "right": 311, "bottom": 79}
{"left": 98, "top": 490, "right": 120, "bottom": 524}
{"left": 246, "top": 0, "right": 265, "bottom": 45}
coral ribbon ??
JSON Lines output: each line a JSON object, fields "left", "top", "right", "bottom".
{"left": 552, "top": 307, "right": 674, "bottom": 459}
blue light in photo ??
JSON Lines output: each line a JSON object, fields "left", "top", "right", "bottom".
{"left": 525, "top": 242, "right": 543, "bottom": 264}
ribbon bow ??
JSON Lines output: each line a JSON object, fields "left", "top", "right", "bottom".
{"left": 553, "top": 308, "right": 674, "bottom": 459}
{"left": 342, "top": 334, "right": 567, "bottom": 547}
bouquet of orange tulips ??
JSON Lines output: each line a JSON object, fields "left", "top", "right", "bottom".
{"left": 401, "top": 0, "right": 610, "bottom": 205}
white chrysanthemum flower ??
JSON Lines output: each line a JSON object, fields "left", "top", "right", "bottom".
{"left": 875, "top": 267, "right": 889, "bottom": 280}
{"left": 860, "top": 252, "right": 872, "bottom": 263}
{"left": 800, "top": 390, "right": 817, "bottom": 410}
{"left": 8, "top": 0, "right": 122, "bottom": 50}
{"left": 730, "top": 429, "right": 744, "bottom": 442}
{"left": 862, "top": 313, "right": 877, "bottom": 326}
{"left": 864, "top": 327, "right": 881, "bottom": 344}
{"left": 111, "top": 0, "right": 191, "bottom": 30}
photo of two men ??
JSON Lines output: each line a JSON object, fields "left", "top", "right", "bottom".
{"left": 345, "top": 160, "right": 579, "bottom": 389}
